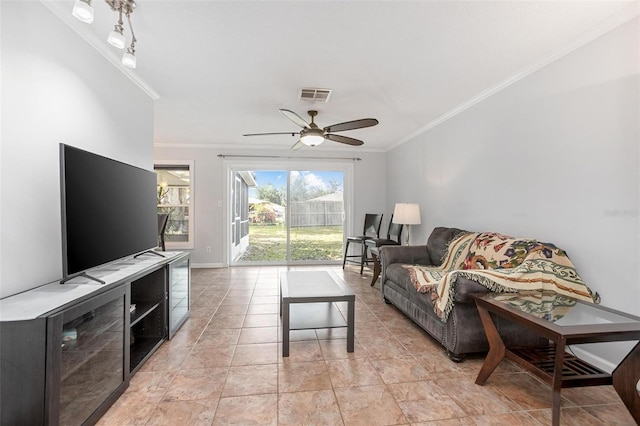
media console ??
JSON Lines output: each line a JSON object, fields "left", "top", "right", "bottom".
{"left": 0, "top": 251, "right": 190, "bottom": 426}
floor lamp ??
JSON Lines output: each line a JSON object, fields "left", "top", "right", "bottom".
{"left": 392, "top": 203, "right": 421, "bottom": 245}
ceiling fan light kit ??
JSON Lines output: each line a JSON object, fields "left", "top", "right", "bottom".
{"left": 301, "top": 131, "right": 325, "bottom": 147}
{"left": 71, "top": 0, "right": 139, "bottom": 69}
{"left": 244, "top": 109, "right": 379, "bottom": 150}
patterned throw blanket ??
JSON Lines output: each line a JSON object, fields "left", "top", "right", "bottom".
{"left": 402, "top": 232, "right": 600, "bottom": 321}
{"left": 491, "top": 292, "right": 578, "bottom": 322}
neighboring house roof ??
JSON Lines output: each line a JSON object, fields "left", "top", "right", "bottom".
{"left": 249, "top": 198, "right": 285, "bottom": 213}
{"left": 308, "top": 192, "right": 344, "bottom": 202}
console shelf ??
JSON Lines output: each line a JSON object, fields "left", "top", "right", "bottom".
{"left": 130, "top": 301, "right": 161, "bottom": 326}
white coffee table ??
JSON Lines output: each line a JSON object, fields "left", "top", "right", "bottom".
{"left": 280, "top": 271, "right": 355, "bottom": 357}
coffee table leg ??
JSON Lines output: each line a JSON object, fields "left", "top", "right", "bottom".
{"left": 612, "top": 341, "right": 640, "bottom": 424}
{"left": 282, "top": 298, "right": 290, "bottom": 357}
{"left": 347, "top": 297, "right": 355, "bottom": 352}
{"left": 475, "top": 304, "right": 506, "bottom": 385}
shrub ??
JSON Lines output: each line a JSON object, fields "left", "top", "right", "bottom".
{"left": 251, "top": 204, "right": 277, "bottom": 224}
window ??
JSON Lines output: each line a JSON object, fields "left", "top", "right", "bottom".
{"left": 155, "top": 162, "right": 194, "bottom": 249}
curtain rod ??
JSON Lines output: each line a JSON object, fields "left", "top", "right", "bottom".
{"left": 217, "top": 154, "right": 361, "bottom": 161}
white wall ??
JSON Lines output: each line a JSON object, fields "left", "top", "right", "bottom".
{"left": 387, "top": 18, "right": 639, "bottom": 367}
{"left": 154, "top": 145, "right": 387, "bottom": 266}
{"left": 0, "top": 2, "right": 155, "bottom": 298}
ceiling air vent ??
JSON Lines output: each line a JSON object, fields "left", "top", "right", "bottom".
{"left": 299, "top": 88, "right": 332, "bottom": 102}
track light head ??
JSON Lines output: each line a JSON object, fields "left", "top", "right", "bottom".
{"left": 72, "top": 0, "right": 94, "bottom": 24}
{"left": 122, "top": 47, "right": 136, "bottom": 68}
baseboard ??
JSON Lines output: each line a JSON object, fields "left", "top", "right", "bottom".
{"left": 191, "top": 263, "right": 226, "bottom": 269}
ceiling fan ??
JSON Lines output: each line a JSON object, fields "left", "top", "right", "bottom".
{"left": 243, "top": 109, "right": 379, "bottom": 150}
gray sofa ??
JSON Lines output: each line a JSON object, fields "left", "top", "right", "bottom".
{"left": 380, "top": 226, "right": 546, "bottom": 362}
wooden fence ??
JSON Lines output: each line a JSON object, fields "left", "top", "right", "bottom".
{"left": 289, "top": 200, "right": 343, "bottom": 227}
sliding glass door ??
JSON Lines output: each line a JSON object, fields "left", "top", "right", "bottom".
{"left": 227, "top": 161, "right": 352, "bottom": 265}
{"left": 289, "top": 170, "right": 344, "bottom": 261}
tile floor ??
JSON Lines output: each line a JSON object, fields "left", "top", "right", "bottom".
{"left": 98, "top": 265, "right": 635, "bottom": 425}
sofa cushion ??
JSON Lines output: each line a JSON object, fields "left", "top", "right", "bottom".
{"left": 426, "top": 227, "right": 468, "bottom": 266}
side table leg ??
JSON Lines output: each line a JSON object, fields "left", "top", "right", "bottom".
{"left": 346, "top": 297, "right": 355, "bottom": 352}
{"left": 551, "top": 338, "right": 567, "bottom": 426}
{"left": 475, "top": 304, "right": 506, "bottom": 385}
{"left": 612, "top": 341, "right": 640, "bottom": 424}
{"left": 282, "top": 299, "right": 290, "bottom": 357}
{"left": 370, "top": 252, "right": 381, "bottom": 286}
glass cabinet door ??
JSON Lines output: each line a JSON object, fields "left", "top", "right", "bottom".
{"left": 53, "top": 286, "right": 127, "bottom": 426}
{"left": 168, "top": 255, "right": 190, "bottom": 338}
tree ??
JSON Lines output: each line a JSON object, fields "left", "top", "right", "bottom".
{"left": 328, "top": 179, "right": 342, "bottom": 193}
{"left": 256, "top": 184, "right": 286, "bottom": 206}
{"left": 291, "top": 176, "right": 341, "bottom": 201}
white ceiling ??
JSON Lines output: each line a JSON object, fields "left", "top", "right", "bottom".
{"left": 52, "top": 0, "right": 638, "bottom": 152}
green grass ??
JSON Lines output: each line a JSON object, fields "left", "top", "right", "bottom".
{"left": 238, "top": 224, "right": 343, "bottom": 262}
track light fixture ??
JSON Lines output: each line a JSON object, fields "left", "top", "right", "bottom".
{"left": 72, "top": 0, "right": 138, "bottom": 69}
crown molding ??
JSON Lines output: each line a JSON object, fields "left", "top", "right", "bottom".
{"left": 388, "top": 3, "right": 640, "bottom": 151}
{"left": 153, "top": 141, "right": 386, "bottom": 153}
{"left": 40, "top": 0, "right": 160, "bottom": 100}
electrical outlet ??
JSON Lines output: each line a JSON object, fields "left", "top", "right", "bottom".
{"left": 206, "top": 246, "right": 211, "bottom": 253}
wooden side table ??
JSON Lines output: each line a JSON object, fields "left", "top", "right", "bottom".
{"left": 367, "top": 245, "right": 381, "bottom": 286}
{"left": 473, "top": 292, "right": 640, "bottom": 426}
{"left": 365, "top": 239, "right": 400, "bottom": 286}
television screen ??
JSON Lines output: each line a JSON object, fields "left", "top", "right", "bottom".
{"left": 60, "top": 144, "right": 158, "bottom": 279}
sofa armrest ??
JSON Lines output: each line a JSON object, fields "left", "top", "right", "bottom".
{"left": 379, "top": 244, "right": 432, "bottom": 267}
{"left": 453, "top": 277, "right": 492, "bottom": 303}
{"left": 380, "top": 245, "right": 432, "bottom": 288}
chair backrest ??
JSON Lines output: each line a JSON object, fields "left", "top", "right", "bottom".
{"left": 363, "top": 213, "right": 384, "bottom": 238}
{"left": 386, "top": 214, "right": 403, "bottom": 243}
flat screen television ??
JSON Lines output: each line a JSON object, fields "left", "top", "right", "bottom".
{"left": 60, "top": 144, "right": 158, "bottom": 282}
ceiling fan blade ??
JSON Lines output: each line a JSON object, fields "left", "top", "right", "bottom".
{"left": 243, "top": 132, "right": 298, "bottom": 137}
{"left": 325, "top": 133, "right": 364, "bottom": 146}
{"left": 323, "top": 118, "right": 378, "bottom": 133}
{"left": 291, "top": 140, "right": 304, "bottom": 150}
{"left": 279, "top": 109, "right": 311, "bottom": 129}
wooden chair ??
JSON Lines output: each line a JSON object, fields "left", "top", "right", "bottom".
{"left": 342, "top": 213, "right": 383, "bottom": 274}
{"left": 365, "top": 215, "right": 403, "bottom": 285}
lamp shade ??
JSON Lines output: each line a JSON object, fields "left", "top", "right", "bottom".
{"left": 392, "top": 203, "right": 421, "bottom": 225}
